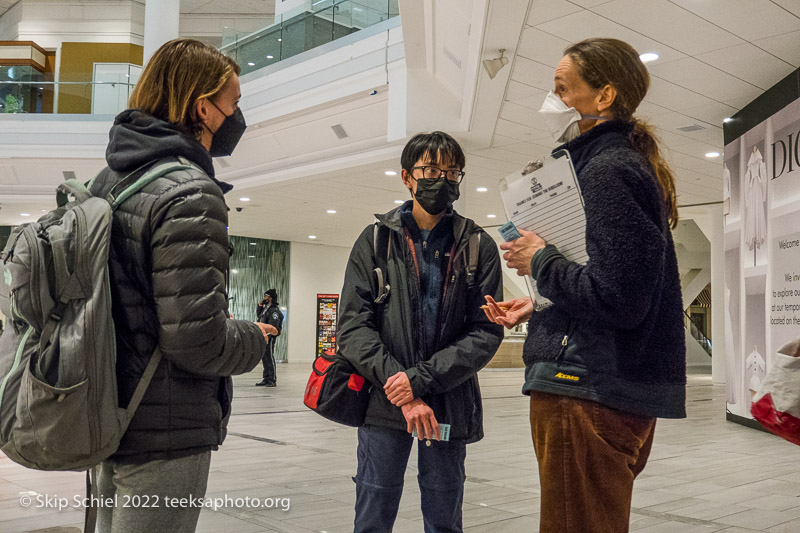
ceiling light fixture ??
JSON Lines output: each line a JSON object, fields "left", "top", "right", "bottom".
{"left": 250, "top": 242, "right": 257, "bottom": 245}
{"left": 248, "top": 255, "right": 255, "bottom": 258}
{"left": 487, "top": 214, "right": 497, "bottom": 218}
{"left": 385, "top": 170, "right": 398, "bottom": 176}
{"left": 394, "top": 200, "right": 404, "bottom": 204}
{"left": 482, "top": 49, "right": 509, "bottom": 80}
{"left": 308, "top": 235, "right": 317, "bottom": 240}
{"left": 266, "top": 55, "right": 274, "bottom": 59}
{"left": 476, "top": 187, "right": 488, "bottom": 192}
{"left": 327, "top": 209, "right": 336, "bottom": 214}
{"left": 723, "top": 117, "right": 733, "bottom": 123}
{"left": 248, "top": 62, "right": 255, "bottom": 66}
{"left": 20, "top": 213, "right": 30, "bottom": 217}
{"left": 240, "top": 197, "right": 250, "bottom": 202}
{"left": 705, "top": 152, "right": 721, "bottom": 158}
{"left": 639, "top": 53, "right": 659, "bottom": 63}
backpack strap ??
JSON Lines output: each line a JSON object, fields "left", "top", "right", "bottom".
{"left": 465, "top": 232, "right": 480, "bottom": 289}
{"left": 107, "top": 157, "right": 200, "bottom": 211}
{"left": 56, "top": 180, "right": 92, "bottom": 207}
{"left": 372, "top": 222, "right": 391, "bottom": 304}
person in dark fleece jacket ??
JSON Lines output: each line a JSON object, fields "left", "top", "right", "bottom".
{"left": 483, "top": 38, "right": 685, "bottom": 533}
{"left": 89, "top": 39, "right": 273, "bottom": 533}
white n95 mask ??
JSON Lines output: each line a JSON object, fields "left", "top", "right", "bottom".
{"left": 538, "top": 91, "right": 605, "bottom": 143}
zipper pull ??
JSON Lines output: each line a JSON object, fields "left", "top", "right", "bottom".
{"left": 423, "top": 241, "right": 427, "bottom": 251}
{"left": 435, "top": 250, "right": 439, "bottom": 259}
{"left": 451, "top": 274, "right": 456, "bottom": 283}
{"left": 561, "top": 335, "right": 568, "bottom": 347}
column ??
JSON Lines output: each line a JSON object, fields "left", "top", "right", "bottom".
{"left": 710, "top": 203, "right": 726, "bottom": 384}
{"left": 143, "top": 0, "right": 181, "bottom": 65}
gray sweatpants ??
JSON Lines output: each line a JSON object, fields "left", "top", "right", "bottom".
{"left": 95, "top": 451, "right": 211, "bottom": 533}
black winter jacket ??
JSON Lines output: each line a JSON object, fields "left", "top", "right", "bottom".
{"left": 522, "top": 120, "right": 686, "bottom": 419}
{"left": 337, "top": 204, "right": 504, "bottom": 442}
{"left": 90, "top": 110, "right": 266, "bottom": 461}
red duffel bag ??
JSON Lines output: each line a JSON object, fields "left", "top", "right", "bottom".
{"left": 304, "top": 350, "right": 370, "bottom": 427}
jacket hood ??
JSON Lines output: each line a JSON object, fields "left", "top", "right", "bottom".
{"left": 375, "top": 200, "right": 475, "bottom": 243}
{"left": 106, "top": 109, "right": 232, "bottom": 193}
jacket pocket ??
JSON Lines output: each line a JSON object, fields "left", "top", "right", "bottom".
{"left": 523, "top": 307, "right": 571, "bottom": 365}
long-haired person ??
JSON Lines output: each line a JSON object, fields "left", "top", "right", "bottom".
{"left": 89, "top": 38, "right": 274, "bottom": 532}
{"left": 483, "top": 38, "right": 685, "bottom": 532}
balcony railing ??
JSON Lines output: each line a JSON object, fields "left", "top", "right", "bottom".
{"left": 220, "top": 0, "right": 399, "bottom": 76}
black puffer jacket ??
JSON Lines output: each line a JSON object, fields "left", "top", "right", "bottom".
{"left": 90, "top": 110, "right": 266, "bottom": 461}
{"left": 522, "top": 120, "right": 686, "bottom": 419}
{"left": 337, "top": 204, "right": 504, "bottom": 443}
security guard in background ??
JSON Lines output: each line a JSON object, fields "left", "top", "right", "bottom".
{"left": 255, "top": 289, "right": 283, "bottom": 386}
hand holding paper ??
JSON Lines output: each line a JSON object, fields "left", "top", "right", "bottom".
{"left": 499, "top": 229, "right": 547, "bottom": 277}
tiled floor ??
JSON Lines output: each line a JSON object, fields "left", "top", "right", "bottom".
{"left": 2, "top": 364, "right": 800, "bottom": 533}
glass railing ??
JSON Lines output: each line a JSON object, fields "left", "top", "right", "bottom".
{"left": 220, "top": 0, "right": 399, "bottom": 76}
{"left": 1, "top": 73, "right": 137, "bottom": 115}
{"left": 2, "top": 0, "right": 398, "bottom": 115}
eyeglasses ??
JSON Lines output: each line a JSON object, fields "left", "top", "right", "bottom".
{"left": 411, "top": 166, "right": 465, "bottom": 184}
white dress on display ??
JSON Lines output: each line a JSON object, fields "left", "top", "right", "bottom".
{"left": 745, "top": 346, "right": 766, "bottom": 405}
{"left": 723, "top": 163, "right": 731, "bottom": 216}
{"left": 724, "top": 285, "right": 738, "bottom": 404}
{"left": 744, "top": 148, "right": 767, "bottom": 251}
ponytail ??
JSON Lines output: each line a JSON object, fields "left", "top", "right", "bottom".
{"left": 629, "top": 119, "right": 678, "bottom": 229}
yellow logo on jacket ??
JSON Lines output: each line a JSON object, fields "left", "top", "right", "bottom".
{"left": 555, "top": 372, "right": 579, "bottom": 382}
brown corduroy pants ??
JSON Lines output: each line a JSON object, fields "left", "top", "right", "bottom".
{"left": 529, "top": 391, "right": 656, "bottom": 533}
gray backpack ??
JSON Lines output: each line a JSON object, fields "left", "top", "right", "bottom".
{"left": 0, "top": 157, "right": 197, "bottom": 472}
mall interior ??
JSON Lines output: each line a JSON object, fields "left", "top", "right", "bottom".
{"left": 2, "top": 0, "right": 800, "bottom": 532}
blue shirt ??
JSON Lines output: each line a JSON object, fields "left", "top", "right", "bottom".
{"left": 401, "top": 207, "right": 454, "bottom": 357}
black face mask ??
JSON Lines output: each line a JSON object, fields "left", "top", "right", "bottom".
{"left": 206, "top": 100, "right": 247, "bottom": 157}
{"left": 412, "top": 178, "right": 460, "bottom": 215}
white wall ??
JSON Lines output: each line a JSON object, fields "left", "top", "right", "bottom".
{"left": 287, "top": 241, "right": 351, "bottom": 364}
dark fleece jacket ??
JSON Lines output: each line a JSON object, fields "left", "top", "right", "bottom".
{"left": 522, "top": 120, "right": 686, "bottom": 419}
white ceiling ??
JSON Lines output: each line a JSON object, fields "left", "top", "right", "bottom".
{"left": 224, "top": 0, "right": 800, "bottom": 247}
{"left": 3, "top": 0, "right": 800, "bottom": 250}
{"left": 0, "top": 0, "right": 274, "bottom": 20}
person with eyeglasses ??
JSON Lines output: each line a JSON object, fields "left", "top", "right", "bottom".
{"left": 337, "top": 131, "right": 504, "bottom": 532}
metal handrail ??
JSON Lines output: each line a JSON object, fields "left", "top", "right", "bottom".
{"left": 684, "top": 310, "right": 712, "bottom": 356}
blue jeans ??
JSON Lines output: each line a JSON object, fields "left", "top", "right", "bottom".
{"left": 353, "top": 425, "right": 466, "bottom": 533}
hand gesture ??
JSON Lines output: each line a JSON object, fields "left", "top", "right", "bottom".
{"left": 385, "top": 372, "right": 414, "bottom": 406}
{"left": 481, "top": 295, "right": 533, "bottom": 329}
{"left": 401, "top": 399, "right": 440, "bottom": 441}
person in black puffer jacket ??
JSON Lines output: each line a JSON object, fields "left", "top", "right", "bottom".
{"left": 484, "top": 38, "right": 686, "bottom": 533}
{"left": 89, "top": 39, "right": 272, "bottom": 533}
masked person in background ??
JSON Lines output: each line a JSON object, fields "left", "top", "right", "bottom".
{"left": 256, "top": 289, "right": 283, "bottom": 387}
{"left": 483, "top": 38, "right": 686, "bottom": 533}
{"left": 337, "top": 131, "right": 504, "bottom": 532}
{"left": 89, "top": 38, "right": 274, "bottom": 533}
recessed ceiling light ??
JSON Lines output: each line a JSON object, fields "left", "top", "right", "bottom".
{"left": 723, "top": 117, "right": 733, "bottom": 123}
{"left": 705, "top": 152, "right": 721, "bottom": 158}
{"left": 41, "top": 210, "right": 47, "bottom": 212}
{"left": 20, "top": 213, "right": 30, "bottom": 217}
{"left": 394, "top": 200, "right": 404, "bottom": 204}
{"left": 476, "top": 187, "right": 488, "bottom": 192}
{"left": 308, "top": 235, "right": 317, "bottom": 239}
{"left": 277, "top": 38, "right": 282, "bottom": 42}
{"left": 266, "top": 55, "right": 274, "bottom": 59}
{"left": 639, "top": 53, "right": 659, "bottom": 63}
{"left": 327, "top": 209, "right": 336, "bottom": 214}
{"left": 231, "top": 269, "right": 238, "bottom": 274}
{"left": 247, "top": 62, "right": 255, "bottom": 66}
{"left": 385, "top": 170, "right": 398, "bottom": 176}
{"left": 250, "top": 242, "right": 257, "bottom": 246}
{"left": 487, "top": 214, "right": 497, "bottom": 218}
{"left": 248, "top": 255, "right": 255, "bottom": 258}
{"left": 240, "top": 197, "right": 250, "bottom": 202}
